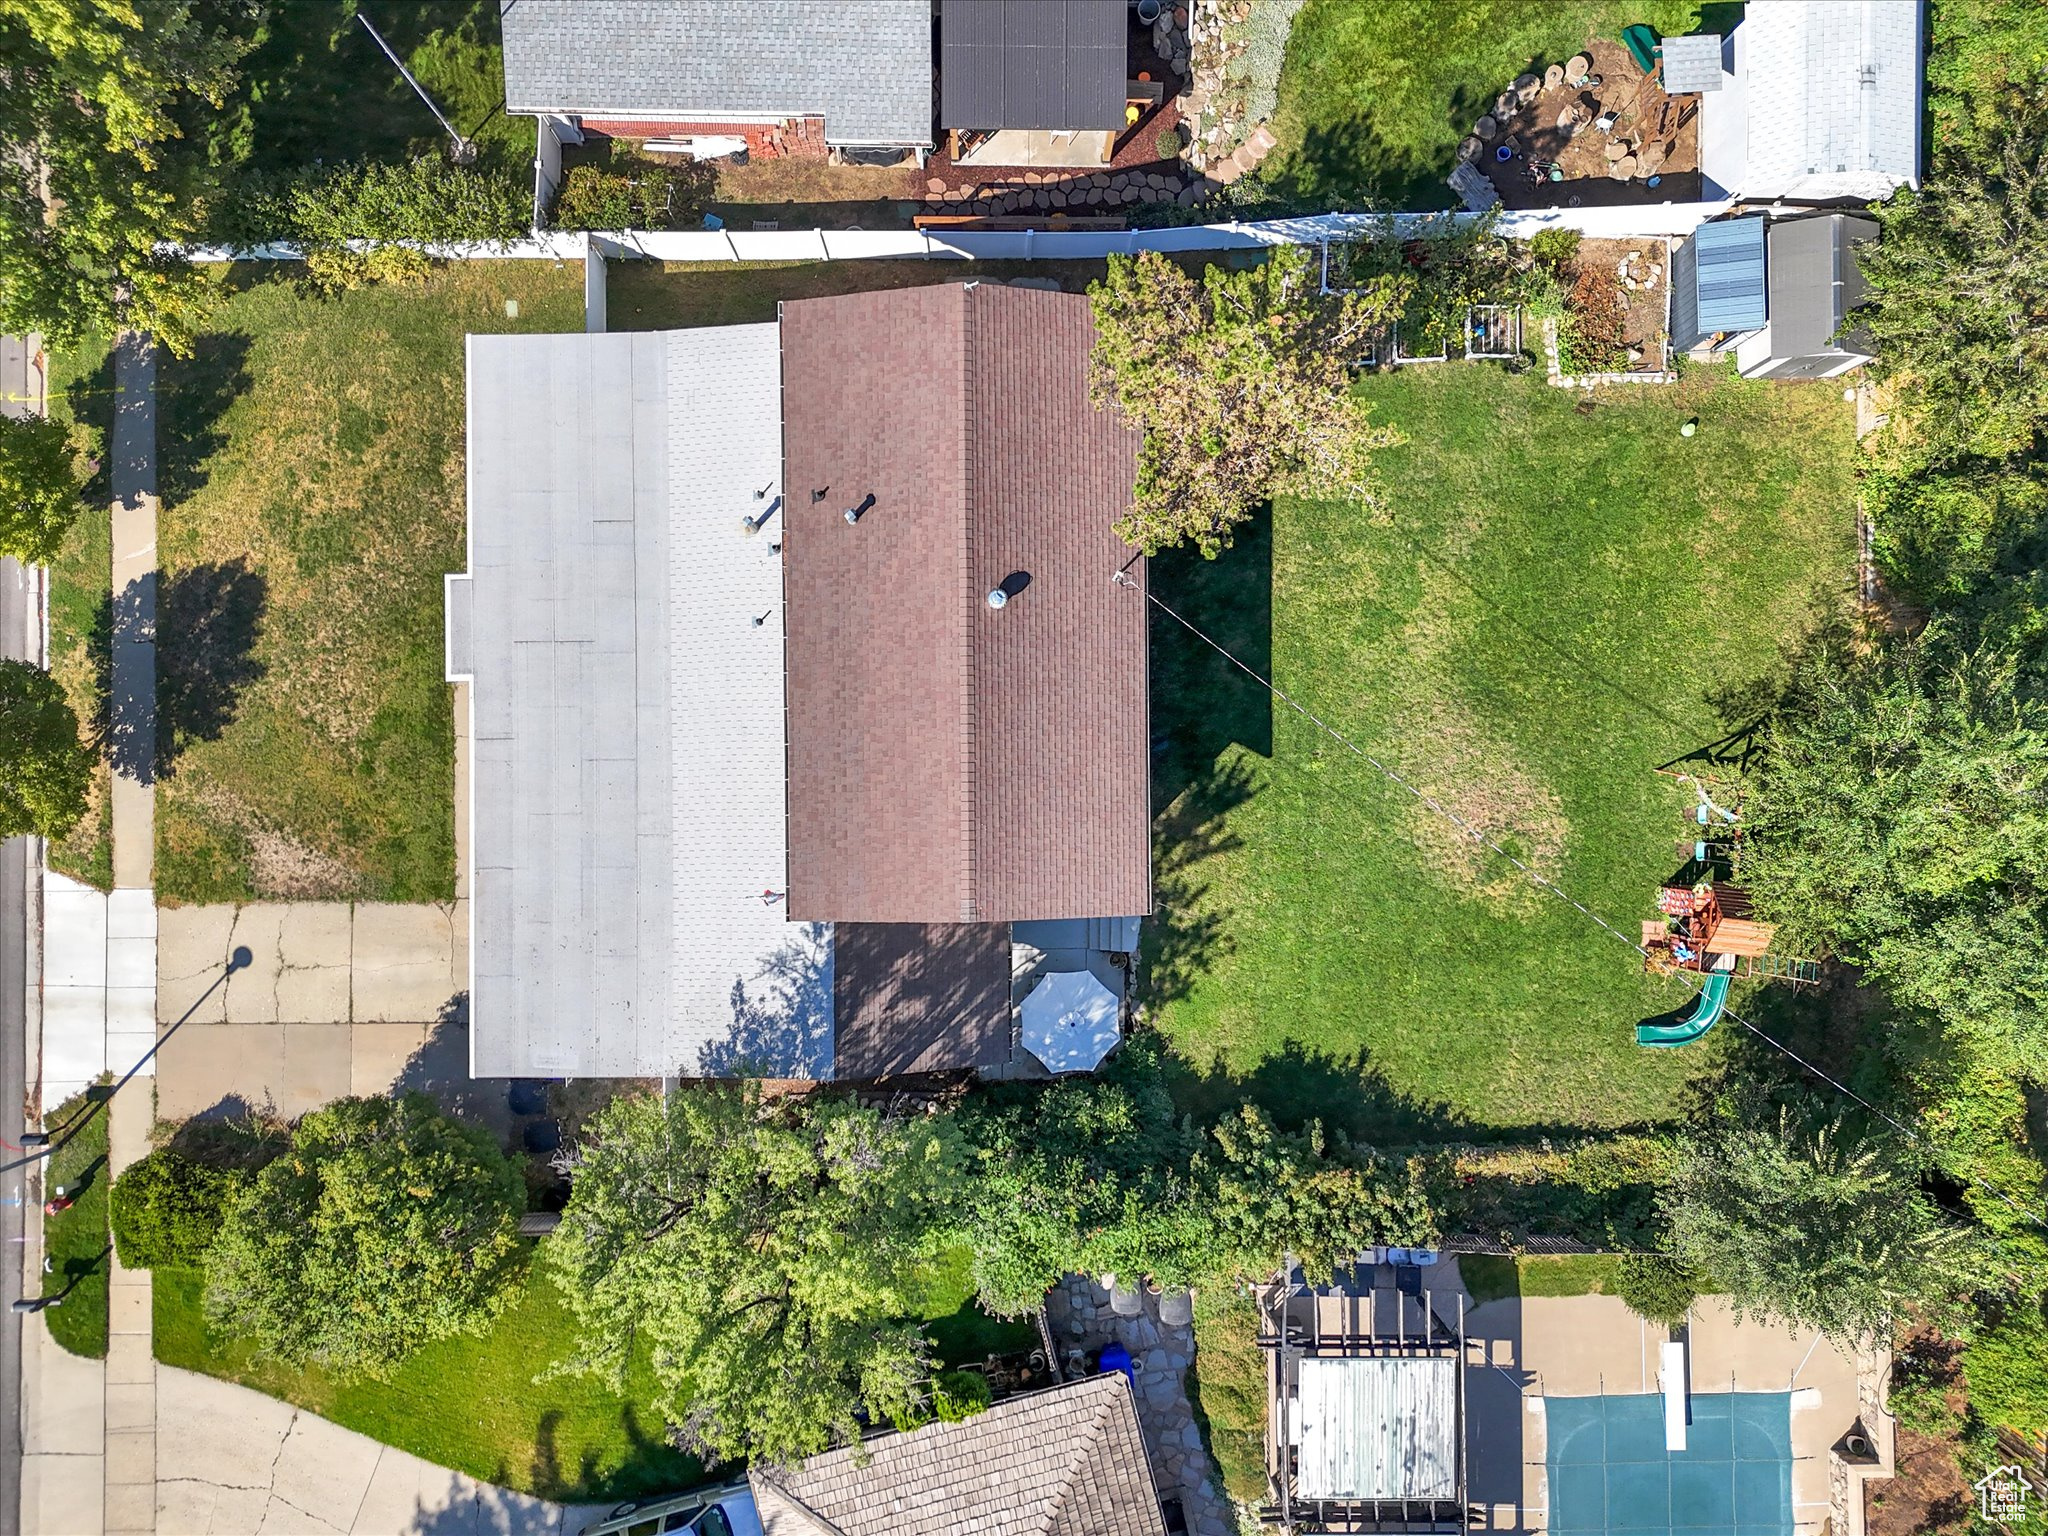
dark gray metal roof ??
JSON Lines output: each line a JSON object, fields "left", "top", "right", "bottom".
{"left": 1765, "top": 214, "right": 1877, "bottom": 365}
{"left": 941, "top": 0, "right": 1128, "bottom": 132}
{"left": 499, "top": 0, "right": 932, "bottom": 146}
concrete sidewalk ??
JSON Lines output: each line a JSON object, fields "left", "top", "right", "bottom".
{"left": 155, "top": 1368, "right": 601, "bottom": 1536}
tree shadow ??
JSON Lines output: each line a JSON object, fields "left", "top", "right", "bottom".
{"left": 156, "top": 331, "right": 253, "bottom": 507}
{"left": 1149, "top": 506, "right": 1273, "bottom": 814}
{"left": 694, "top": 924, "right": 835, "bottom": 1079}
{"left": 1141, "top": 755, "right": 1253, "bottom": 1008}
{"left": 1163, "top": 1036, "right": 1471, "bottom": 1148}
{"left": 88, "top": 559, "right": 269, "bottom": 784}
{"left": 396, "top": 993, "right": 523, "bottom": 1149}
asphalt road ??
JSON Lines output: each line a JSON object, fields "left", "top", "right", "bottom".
{"left": 2, "top": 331, "right": 47, "bottom": 1536}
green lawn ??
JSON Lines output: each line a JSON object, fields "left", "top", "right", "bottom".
{"left": 231, "top": 2, "right": 532, "bottom": 183}
{"left": 155, "top": 1261, "right": 698, "bottom": 1501}
{"left": 1459, "top": 1253, "right": 1628, "bottom": 1307}
{"left": 156, "top": 1240, "right": 1030, "bottom": 1500}
{"left": 41, "top": 1092, "right": 111, "bottom": 1358}
{"left": 1260, "top": 0, "right": 1705, "bottom": 208}
{"left": 38, "top": 340, "right": 113, "bottom": 889}
{"left": 1147, "top": 361, "right": 1857, "bottom": 1138}
{"left": 50, "top": 263, "right": 586, "bottom": 903}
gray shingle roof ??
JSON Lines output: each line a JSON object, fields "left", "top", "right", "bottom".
{"left": 749, "top": 1373, "right": 1167, "bottom": 1536}
{"left": 498, "top": 0, "right": 933, "bottom": 146}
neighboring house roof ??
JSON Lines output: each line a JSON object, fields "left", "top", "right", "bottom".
{"left": 832, "top": 922, "right": 1013, "bottom": 1078}
{"left": 941, "top": 0, "right": 1129, "bottom": 132}
{"left": 1737, "top": 0, "right": 1922, "bottom": 200}
{"left": 780, "top": 284, "right": 1150, "bottom": 926}
{"left": 1761, "top": 213, "right": 1878, "bottom": 372}
{"left": 748, "top": 1373, "right": 1167, "bottom": 1536}
{"left": 1672, "top": 215, "right": 1768, "bottom": 349}
{"left": 453, "top": 327, "right": 832, "bottom": 1080}
{"left": 497, "top": 0, "right": 933, "bottom": 146}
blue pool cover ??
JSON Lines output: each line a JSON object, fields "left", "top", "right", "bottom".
{"left": 1546, "top": 1392, "right": 1794, "bottom": 1536}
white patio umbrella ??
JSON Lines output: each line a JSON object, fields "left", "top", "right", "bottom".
{"left": 1019, "top": 968, "right": 1121, "bottom": 1074}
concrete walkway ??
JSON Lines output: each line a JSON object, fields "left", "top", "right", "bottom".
{"left": 155, "top": 1368, "right": 599, "bottom": 1536}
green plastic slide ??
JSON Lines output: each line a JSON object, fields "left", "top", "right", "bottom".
{"left": 1637, "top": 958, "right": 1733, "bottom": 1047}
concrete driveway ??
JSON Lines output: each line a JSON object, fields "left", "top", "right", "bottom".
{"left": 152, "top": 903, "right": 497, "bottom": 1127}
{"left": 155, "top": 1367, "right": 601, "bottom": 1535}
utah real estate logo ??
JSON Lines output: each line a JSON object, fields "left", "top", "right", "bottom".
{"left": 1975, "top": 1464, "right": 2036, "bottom": 1526}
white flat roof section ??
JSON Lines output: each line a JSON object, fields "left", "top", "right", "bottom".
{"left": 1737, "top": 0, "right": 1922, "bottom": 201}
{"left": 1295, "top": 1355, "right": 1460, "bottom": 1503}
{"left": 459, "top": 326, "right": 830, "bottom": 1079}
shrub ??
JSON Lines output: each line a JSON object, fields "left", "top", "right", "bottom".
{"left": 1560, "top": 261, "right": 1628, "bottom": 373}
{"left": 110, "top": 1150, "right": 243, "bottom": 1269}
{"left": 1529, "top": 227, "right": 1582, "bottom": 271}
{"left": 0, "top": 414, "right": 82, "bottom": 565}
{"left": 932, "top": 1369, "right": 993, "bottom": 1422}
{"left": 1964, "top": 1296, "right": 2048, "bottom": 1438}
{"left": 204, "top": 1093, "right": 524, "bottom": 1379}
{"left": 1155, "top": 125, "right": 1185, "bottom": 160}
{"left": 551, "top": 147, "right": 709, "bottom": 232}
{"left": 1614, "top": 1253, "right": 1700, "bottom": 1328}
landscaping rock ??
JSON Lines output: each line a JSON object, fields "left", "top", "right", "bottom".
{"left": 926, "top": 176, "right": 946, "bottom": 193}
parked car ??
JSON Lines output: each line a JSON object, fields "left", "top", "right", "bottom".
{"left": 579, "top": 1482, "right": 762, "bottom": 1536}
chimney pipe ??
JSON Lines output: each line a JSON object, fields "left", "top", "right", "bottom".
{"left": 843, "top": 493, "right": 876, "bottom": 526}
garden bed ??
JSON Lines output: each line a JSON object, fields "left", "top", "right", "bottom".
{"left": 1553, "top": 236, "right": 1670, "bottom": 377}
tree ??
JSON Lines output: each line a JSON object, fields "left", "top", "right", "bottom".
{"left": 1740, "top": 628, "right": 2048, "bottom": 1079}
{"left": 544, "top": 1086, "right": 960, "bottom": 1466}
{"left": 0, "top": 0, "right": 262, "bottom": 353}
{"left": 1088, "top": 244, "right": 1404, "bottom": 557}
{"left": 1660, "top": 1110, "right": 1986, "bottom": 1340}
{"left": 203, "top": 1093, "right": 523, "bottom": 1378}
{"left": 1853, "top": 91, "right": 2048, "bottom": 465}
{"left": 0, "top": 414, "right": 82, "bottom": 564}
{"left": 0, "top": 659, "right": 91, "bottom": 837}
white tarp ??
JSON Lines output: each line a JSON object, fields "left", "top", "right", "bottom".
{"left": 1295, "top": 1356, "right": 1458, "bottom": 1502}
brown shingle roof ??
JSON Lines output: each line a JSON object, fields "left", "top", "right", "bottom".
{"left": 831, "top": 921, "right": 1013, "bottom": 1078}
{"left": 749, "top": 1372, "right": 1167, "bottom": 1536}
{"left": 781, "top": 284, "right": 1150, "bottom": 925}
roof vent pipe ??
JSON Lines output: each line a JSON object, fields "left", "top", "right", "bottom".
{"left": 987, "top": 570, "right": 1032, "bottom": 609}
{"left": 843, "top": 493, "right": 876, "bottom": 526}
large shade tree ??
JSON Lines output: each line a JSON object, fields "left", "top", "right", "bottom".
{"left": 0, "top": 658, "right": 91, "bottom": 837}
{"left": 1661, "top": 1109, "right": 1987, "bottom": 1340}
{"left": 1740, "top": 627, "right": 2048, "bottom": 1081}
{"left": 203, "top": 1093, "right": 524, "bottom": 1378}
{"left": 544, "top": 1085, "right": 961, "bottom": 1466}
{"left": 0, "top": 0, "right": 263, "bottom": 352}
{"left": 0, "top": 414, "right": 82, "bottom": 564}
{"left": 1088, "top": 244, "right": 1404, "bottom": 557}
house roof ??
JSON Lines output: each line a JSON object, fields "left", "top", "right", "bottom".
{"left": 1738, "top": 0, "right": 1921, "bottom": 200}
{"left": 748, "top": 1373, "right": 1167, "bottom": 1536}
{"left": 780, "top": 284, "right": 1150, "bottom": 926}
{"left": 497, "top": 0, "right": 933, "bottom": 146}
{"left": 1766, "top": 213, "right": 1878, "bottom": 362}
{"left": 1673, "top": 215, "right": 1768, "bottom": 348}
{"left": 831, "top": 922, "right": 1013, "bottom": 1078}
{"left": 455, "top": 327, "right": 833, "bottom": 1080}
{"left": 941, "top": 0, "right": 1129, "bottom": 132}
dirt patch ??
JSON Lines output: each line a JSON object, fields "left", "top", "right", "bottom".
{"left": 182, "top": 783, "right": 360, "bottom": 901}
{"left": 1866, "top": 1426, "right": 1972, "bottom": 1536}
{"left": 1565, "top": 237, "right": 1669, "bottom": 371}
{"left": 1480, "top": 36, "right": 1703, "bottom": 210}
{"left": 1401, "top": 695, "right": 1569, "bottom": 917}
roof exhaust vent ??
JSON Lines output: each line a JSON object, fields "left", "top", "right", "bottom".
{"left": 740, "top": 495, "right": 781, "bottom": 536}
{"left": 987, "top": 570, "right": 1032, "bottom": 609}
{"left": 843, "top": 493, "right": 876, "bottom": 526}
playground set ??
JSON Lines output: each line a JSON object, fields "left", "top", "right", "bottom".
{"left": 1636, "top": 774, "right": 1820, "bottom": 1048}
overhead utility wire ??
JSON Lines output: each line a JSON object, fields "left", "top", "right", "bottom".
{"left": 1125, "top": 574, "right": 2048, "bottom": 1233}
